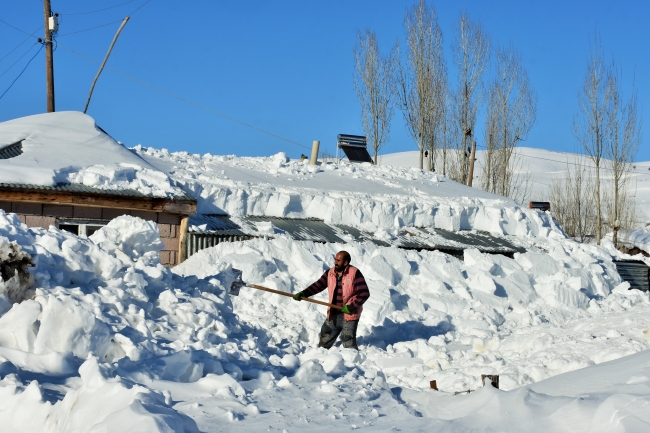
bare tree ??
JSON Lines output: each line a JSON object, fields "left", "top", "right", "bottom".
{"left": 573, "top": 37, "right": 608, "bottom": 244}
{"left": 483, "top": 44, "right": 537, "bottom": 197}
{"left": 394, "top": 0, "right": 446, "bottom": 170}
{"left": 548, "top": 158, "right": 597, "bottom": 242}
{"left": 450, "top": 12, "right": 490, "bottom": 183}
{"left": 481, "top": 89, "right": 498, "bottom": 193}
{"left": 437, "top": 92, "right": 454, "bottom": 176}
{"left": 604, "top": 64, "right": 641, "bottom": 247}
{"left": 354, "top": 30, "right": 395, "bottom": 165}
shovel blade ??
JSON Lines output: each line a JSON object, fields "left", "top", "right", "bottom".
{"left": 229, "top": 268, "right": 244, "bottom": 296}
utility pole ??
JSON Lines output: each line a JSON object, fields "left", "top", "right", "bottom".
{"left": 44, "top": 0, "right": 55, "bottom": 112}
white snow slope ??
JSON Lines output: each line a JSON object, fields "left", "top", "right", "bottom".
{"left": 382, "top": 147, "right": 650, "bottom": 223}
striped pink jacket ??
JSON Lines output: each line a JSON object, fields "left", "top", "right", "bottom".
{"left": 303, "top": 265, "right": 370, "bottom": 321}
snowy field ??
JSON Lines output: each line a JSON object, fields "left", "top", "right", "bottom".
{"left": 382, "top": 147, "right": 650, "bottom": 223}
{"left": 0, "top": 113, "right": 649, "bottom": 432}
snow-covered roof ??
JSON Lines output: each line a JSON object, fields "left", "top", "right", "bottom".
{"left": 186, "top": 214, "right": 527, "bottom": 258}
{"left": 138, "top": 148, "right": 564, "bottom": 238}
{"left": 0, "top": 112, "right": 185, "bottom": 198}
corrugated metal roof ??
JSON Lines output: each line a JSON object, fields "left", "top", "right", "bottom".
{"left": 0, "top": 182, "right": 195, "bottom": 201}
{"left": 188, "top": 214, "right": 247, "bottom": 235}
{"left": 242, "top": 216, "right": 346, "bottom": 243}
{"left": 332, "top": 224, "right": 391, "bottom": 247}
{"left": 394, "top": 229, "right": 440, "bottom": 250}
{"left": 422, "top": 228, "right": 527, "bottom": 254}
{"left": 0, "top": 141, "right": 23, "bottom": 159}
{"left": 187, "top": 214, "right": 525, "bottom": 257}
{"left": 614, "top": 260, "right": 649, "bottom": 291}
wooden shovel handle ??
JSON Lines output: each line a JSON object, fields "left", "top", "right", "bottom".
{"left": 248, "top": 284, "right": 344, "bottom": 310}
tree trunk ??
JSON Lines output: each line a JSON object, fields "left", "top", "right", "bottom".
{"left": 595, "top": 164, "right": 601, "bottom": 245}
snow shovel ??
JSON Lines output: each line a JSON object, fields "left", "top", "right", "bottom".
{"left": 229, "top": 268, "right": 343, "bottom": 310}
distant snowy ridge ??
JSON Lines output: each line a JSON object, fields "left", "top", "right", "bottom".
{"left": 383, "top": 147, "right": 650, "bottom": 223}
{"left": 136, "top": 147, "right": 565, "bottom": 238}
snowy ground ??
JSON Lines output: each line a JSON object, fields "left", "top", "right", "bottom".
{"left": 0, "top": 208, "right": 649, "bottom": 432}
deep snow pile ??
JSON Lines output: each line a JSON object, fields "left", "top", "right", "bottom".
{"left": 135, "top": 147, "right": 563, "bottom": 237}
{"left": 0, "top": 210, "right": 649, "bottom": 431}
{"left": 176, "top": 236, "right": 650, "bottom": 393}
{"left": 0, "top": 210, "right": 263, "bottom": 432}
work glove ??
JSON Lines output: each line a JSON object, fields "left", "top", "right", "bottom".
{"left": 341, "top": 304, "right": 356, "bottom": 314}
{"left": 293, "top": 291, "right": 305, "bottom": 301}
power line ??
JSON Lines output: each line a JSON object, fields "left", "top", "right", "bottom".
{"left": 0, "top": 42, "right": 40, "bottom": 79}
{"left": 58, "top": 19, "right": 123, "bottom": 37}
{"left": 57, "top": 0, "right": 150, "bottom": 36}
{"left": 0, "top": 44, "right": 43, "bottom": 101}
{"left": 62, "top": 0, "right": 137, "bottom": 15}
{"left": 0, "top": 18, "right": 39, "bottom": 38}
{"left": 56, "top": 42, "right": 311, "bottom": 150}
{"left": 0, "top": 25, "right": 42, "bottom": 63}
{"left": 128, "top": 0, "right": 152, "bottom": 16}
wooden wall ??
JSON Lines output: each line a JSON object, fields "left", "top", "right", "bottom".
{"left": 0, "top": 201, "right": 182, "bottom": 266}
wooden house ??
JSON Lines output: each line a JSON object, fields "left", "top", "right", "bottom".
{"left": 0, "top": 111, "right": 197, "bottom": 266}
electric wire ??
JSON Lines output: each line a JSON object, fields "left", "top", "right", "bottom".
{"left": 58, "top": 19, "right": 124, "bottom": 37}
{"left": 127, "top": 0, "right": 152, "bottom": 16}
{"left": 57, "top": 1, "right": 149, "bottom": 37}
{"left": 0, "top": 42, "right": 40, "bottom": 79}
{"left": 0, "top": 44, "right": 44, "bottom": 101}
{"left": 62, "top": 0, "right": 137, "bottom": 15}
{"left": 0, "top": 25, "right": 42, "bottom": 63}
{"left": 0, "top": 18, "right": 38, "bottom": 38}
{"left": 57, "top": 42, "right": 311, "bottom": 150}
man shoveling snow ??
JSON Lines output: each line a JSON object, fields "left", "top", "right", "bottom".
{"left": 293, "top": 250, "right": 370, "bottom": 350}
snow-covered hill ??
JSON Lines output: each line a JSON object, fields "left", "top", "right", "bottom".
{"left": 382, "top": 147, "right": 650, "bottom": 223}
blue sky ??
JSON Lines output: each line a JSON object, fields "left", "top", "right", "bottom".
{"left": 1, "top": 1, "right": 649, "bottom": 161}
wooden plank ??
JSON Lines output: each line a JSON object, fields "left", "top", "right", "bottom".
{"left": 154, "top": 200, "right": 197, "bottom": 214}
{"left": 0, "top": 187, "right": 196, "bottom": 216}
{"left": 72, "top": 194, "right": 154, "bottom": 211}
{"left": 0, "top": 190, "right": 74, "bottom": 204}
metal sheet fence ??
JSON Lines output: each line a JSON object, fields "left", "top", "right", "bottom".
{"left": 187, "top": 233, "right": 251, "bottom": 258}
{"left": 613, "top": 260, "right": 649, "bottom": 292}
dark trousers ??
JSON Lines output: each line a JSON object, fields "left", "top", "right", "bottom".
{"left": 318, "top": 312, "right": 359, "bottom": 350}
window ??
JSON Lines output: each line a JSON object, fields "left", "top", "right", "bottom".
{"left": 57, "top": 219, "right": 108, "bottom": 237}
